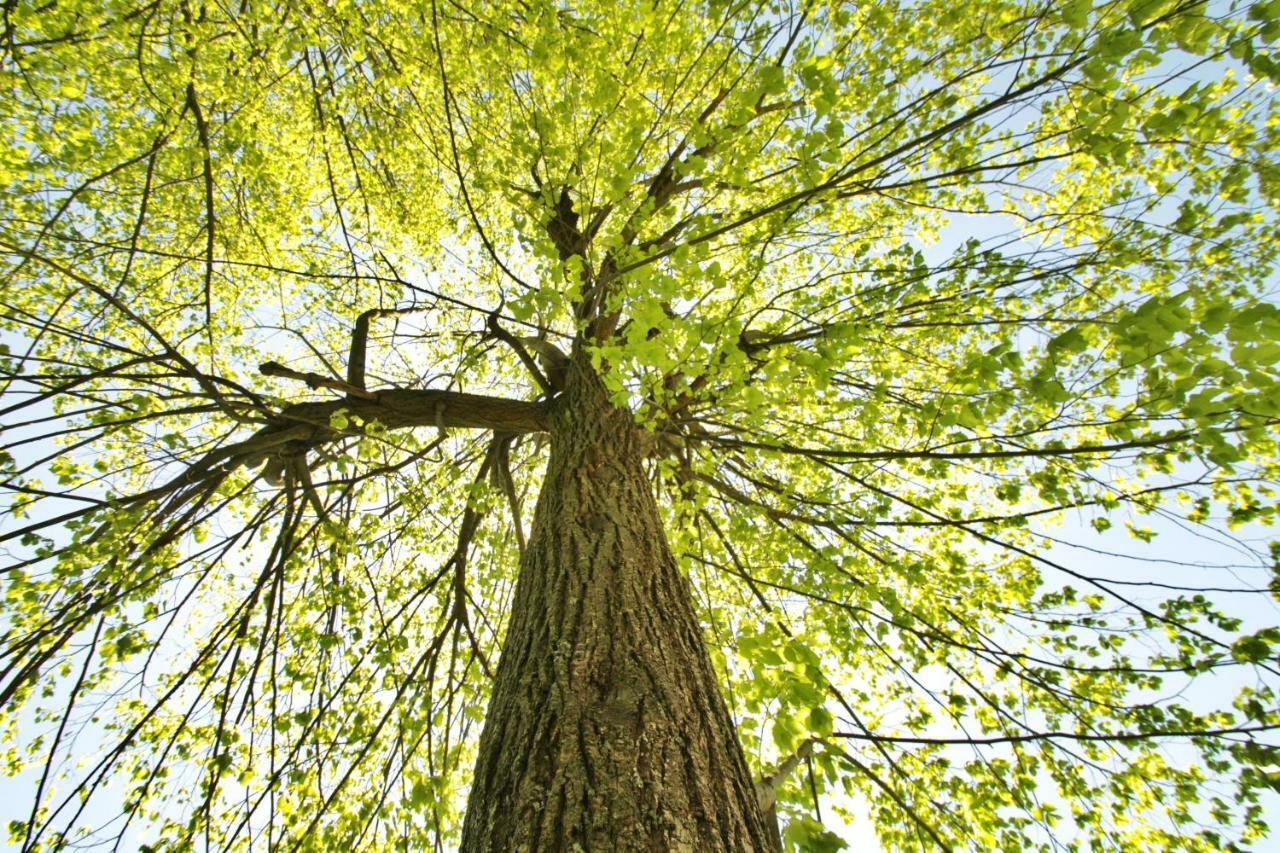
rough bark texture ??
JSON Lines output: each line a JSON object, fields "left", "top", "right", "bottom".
{"left": 461, "top": 355, "right": 772, "bottom": 851}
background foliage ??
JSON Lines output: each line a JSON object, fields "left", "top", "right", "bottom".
{"left": 3, "top": 0, "right": 1280, "bottom": 849}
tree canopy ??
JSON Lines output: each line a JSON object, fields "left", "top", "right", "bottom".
{"left": 3, "top": 0, "right": 1280, "bottom": 849}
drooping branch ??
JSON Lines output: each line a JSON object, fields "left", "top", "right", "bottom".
{"left": 833, "top": 723, "right": 1280, "bottom": 747}
{"left": 183, "top": 82, "right": 215, "bottom": 333}
{"left": 485, "top": 311, "right": 553, "bottom": 394}
{"left": 695, "top": 429, "right": 1242, "bottom": 463}
{"left": 443, "top": 432, "right": 515, "bottom": 681}
{"left": 829, "top": 745, "right": 953, "bottom": 852}
{"left": 486, "top": 431, "right": 526, "bottom": 556}
{"left": 428, "top": 0, "right": 533, "bottom": 293}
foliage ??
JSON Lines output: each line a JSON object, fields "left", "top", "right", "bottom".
{"left": 2, "top": 0, "right": 1280, "bottom": 849}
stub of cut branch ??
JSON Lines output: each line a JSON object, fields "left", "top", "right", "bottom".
{"left": 260, "top": 361, "right": 380, "bottom": 400}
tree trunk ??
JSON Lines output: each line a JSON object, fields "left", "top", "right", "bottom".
{"left": 461, "top": 355, "right": 773, "bottom": 851}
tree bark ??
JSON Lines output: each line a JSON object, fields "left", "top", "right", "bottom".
{"left": 461, "top": 355, "right": 772, "bottom": 851}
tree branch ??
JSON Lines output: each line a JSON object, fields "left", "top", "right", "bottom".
{"left": 184, "top": 82, "right": 215, "bottom": 333}
{"left": 260, "top": 360, "right": 379, "bottom": 400}
{"left": 261, "top": 387, "right": 549, "bottom": 435}
{"left": 755, "top": 737, "right": 816, "bottom": 814}
{"left": 485, "top": 311, "right": 552, "bottom": 393}
{"left": 833, "top": 722, "right": 1280, "bottom": 747}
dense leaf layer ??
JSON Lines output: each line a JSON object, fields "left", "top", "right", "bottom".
{"left": 2, "top": 0, "right": 1280, "bottom": 850}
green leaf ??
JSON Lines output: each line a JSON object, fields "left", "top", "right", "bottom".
{"left": 784, "top": 816, "right": 848, "bottom": 853}
{"left": 807, "top": 707, "right": 834, "bottom": 736}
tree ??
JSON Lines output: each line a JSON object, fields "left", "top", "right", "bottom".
{"left": 2, "top": 0, "right": 1280, "bottom": 848}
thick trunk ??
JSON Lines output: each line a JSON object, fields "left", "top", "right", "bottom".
{"left": 461, "top": 356, "right": 772, "bottom": 851}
